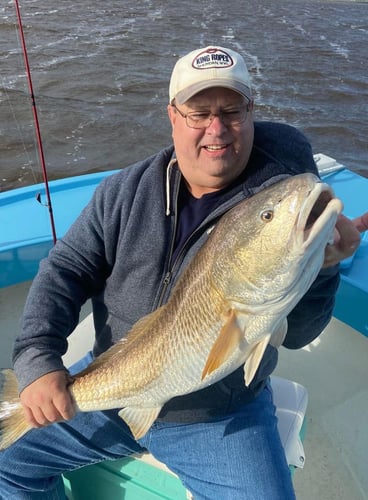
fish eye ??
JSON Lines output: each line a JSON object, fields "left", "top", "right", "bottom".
{"left": 260, "top": 209, "right": 274, "bottom": 222}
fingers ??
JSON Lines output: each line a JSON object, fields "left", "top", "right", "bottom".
{"left": 335, "top": 214, "right": 361, "bottom": 254}
{"left": 323, "top": 214, "right": 361, "bottom": 268}
{"left": 20, "top": 370, "right": 76, "bottom": 428}
{"left": 22, "top": 403, "right": 65, "bottom": 428}
{"left": 351, "top": 211, "right": 368, "bottom": 234}
{"left": 23, "top": 393, "right": 75, "bottom": 427}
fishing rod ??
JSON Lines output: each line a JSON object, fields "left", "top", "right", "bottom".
{"left": 14, "top": 0, "right": 57, "bottom": 245}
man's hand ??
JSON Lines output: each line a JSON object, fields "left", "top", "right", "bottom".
{"left": 323, "top": 212, "right": 368, "bottom": 268}
{"left": 20, "top": 370, "right": 75, "bottom": 428}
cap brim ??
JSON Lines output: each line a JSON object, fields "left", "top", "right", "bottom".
{"left": 174, "top": 79, "right": 252, "bottom": 105}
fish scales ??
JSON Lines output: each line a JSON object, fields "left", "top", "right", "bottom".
{"left": 71, "top": 247, "right": 229, "bottom": 409}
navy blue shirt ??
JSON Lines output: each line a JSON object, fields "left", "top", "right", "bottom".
{"left": 172, "top": 180, "right": 227, "bottom": 263}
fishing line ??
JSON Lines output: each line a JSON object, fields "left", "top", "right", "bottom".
{"left": 2, "top": 85, "right": 38, "bottom": 185}
{"left": 13, "top": 0, "right": 57, "bottom": 244}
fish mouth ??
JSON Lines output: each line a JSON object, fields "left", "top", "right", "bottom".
{"left": 297, "top": 181, "right": 343, "bottom": 246}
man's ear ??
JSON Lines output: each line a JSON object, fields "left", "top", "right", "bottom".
{"left": 167, "top": 104, "right": 176, "bottom": 127}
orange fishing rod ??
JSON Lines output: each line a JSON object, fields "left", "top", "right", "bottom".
{"left": 14, "top": 0, "right": 57, "bottom": 244}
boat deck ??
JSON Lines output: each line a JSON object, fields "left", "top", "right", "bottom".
{"left": 277, "top": 319, "right": 368, "bottom": 500}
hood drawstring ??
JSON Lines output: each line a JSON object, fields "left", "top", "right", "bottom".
{"left": 165, "top": 158, "right": 177, "bottom": 216}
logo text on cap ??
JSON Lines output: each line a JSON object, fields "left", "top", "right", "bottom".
{"left": 192, "top": 48, "right": 234, "bottom": 70}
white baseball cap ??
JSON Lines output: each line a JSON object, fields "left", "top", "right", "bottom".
{"left": 169, "top": 46, "right": 252, "bottom": 104}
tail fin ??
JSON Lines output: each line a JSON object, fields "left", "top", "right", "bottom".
{"left": 0, "top": 369, "right": 31, "bottom": 450}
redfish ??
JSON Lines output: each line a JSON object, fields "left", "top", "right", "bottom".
{"left": 0, "top": 173, "right": 342, "bottom": 448}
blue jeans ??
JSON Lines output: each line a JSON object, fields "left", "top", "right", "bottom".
{"left": 0, "top": 354, "right": 295, "bottom": 500}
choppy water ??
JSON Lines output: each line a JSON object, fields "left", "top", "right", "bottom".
{"left": 1, "top": 0, "right": 367, "bottom": 191}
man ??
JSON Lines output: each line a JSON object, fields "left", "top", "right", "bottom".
{"left": 0, "top": 46, "right": 366, "bottom": 499}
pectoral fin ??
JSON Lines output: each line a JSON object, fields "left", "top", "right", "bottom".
{"left": 243, "top": 335, "right": 271, "bottom": 387}
{"left": 201, "top": 308, "right": 242, "bottom": 380}
{"left": 119, "top": 406, "right": 162, "bottom": 440}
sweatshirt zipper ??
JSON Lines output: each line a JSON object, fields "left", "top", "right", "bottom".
{"left": 153, "top": 166, "right": 180, "bottom": 310}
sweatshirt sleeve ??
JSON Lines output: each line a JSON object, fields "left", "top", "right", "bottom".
{"left": 283, "top": 265, "right": 340, "bottom": 349}
{"left": 13, "top": 179, "right": 112, "bottom": 393}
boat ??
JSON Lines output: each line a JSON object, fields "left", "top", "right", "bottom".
{"left": 0, "top": 153, "right": 367, "bottom": 499}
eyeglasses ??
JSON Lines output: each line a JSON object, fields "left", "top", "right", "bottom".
{"left": 171, "top": 101, "right": 251, "bottom": 129}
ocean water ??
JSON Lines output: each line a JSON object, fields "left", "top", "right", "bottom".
{"left": 1, "top": 0, "right": 367, "bottom": 191}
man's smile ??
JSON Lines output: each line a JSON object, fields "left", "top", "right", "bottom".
{"left": 203, "top": 144, "right": 229, "bottom": 152}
